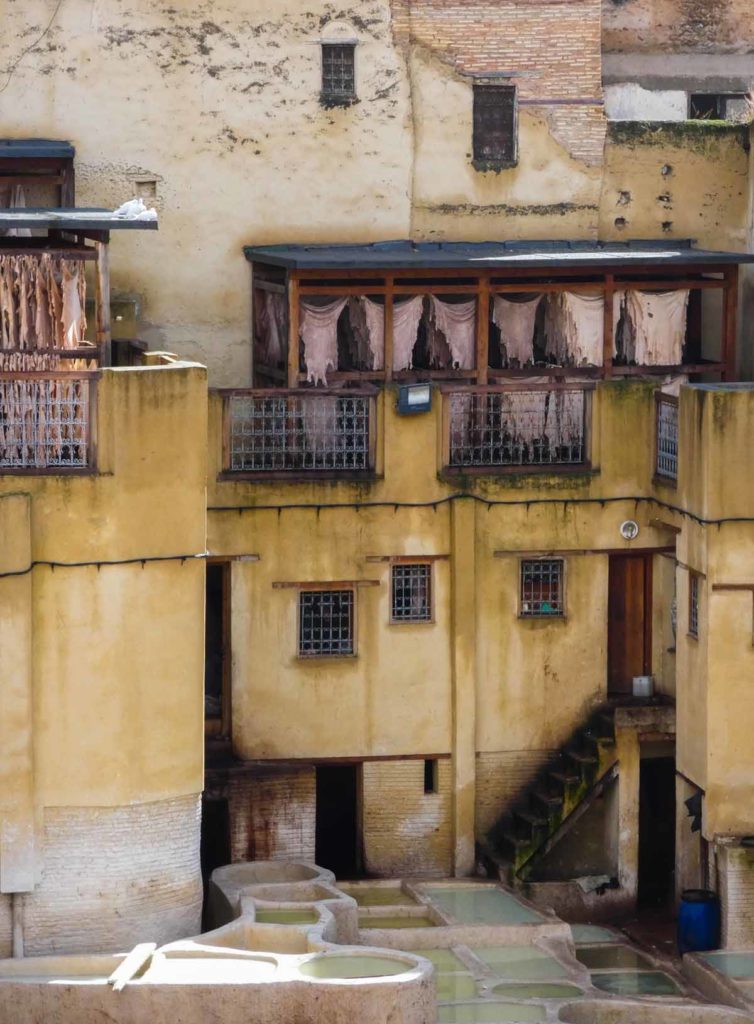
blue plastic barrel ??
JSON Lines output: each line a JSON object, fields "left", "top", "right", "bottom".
{"left": 678, "top": 889, "right": 721, "bottom": 954}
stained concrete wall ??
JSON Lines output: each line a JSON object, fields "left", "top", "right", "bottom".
{"left": 603, "top": 0, "right": 754, "bottom": 55}
{"left": 0, "top": 363, "right": 207, "bottom": 953}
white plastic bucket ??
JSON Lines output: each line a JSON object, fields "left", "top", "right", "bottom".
{"left": 632, "top": 675, "right": 654, "bottom": 698}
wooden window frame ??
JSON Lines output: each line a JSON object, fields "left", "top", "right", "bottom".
{"left": 472, "top": 82, "right": 518, "bottom": 172}
{"left": 519, "top": 557, "right": 566, "bottom": 619}
{"left": 320, "top": 42, "right": 357, "bottom": 107}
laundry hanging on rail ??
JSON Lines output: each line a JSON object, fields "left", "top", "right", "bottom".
{"left": 254, "top": 291, "right": 287, "bottom": 368}
{"left": 428, "top": 296, "right": 476, "bottom": 370}
{"left": 392, "top": 296, "right": 424, "bottom": 371}
{"left": 545, "top": 292, "right": 606, "bottom": 366}
{"left": 492, "top": 294, "right": 542, "bottom": 367}
{"left": 626, "top": 290, "right": 689, "bottom": 366}
{"left": 299, "top": 297, "right": 347, "bottom": 385}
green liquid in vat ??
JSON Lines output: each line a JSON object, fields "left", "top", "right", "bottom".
{"left": 576, "top": 945, "right": 653, "bottom": 970}
{"left": 340, "top": 886, "right": 418, "bottom": 907}
{"left": 415, "top": 949, "right": 469, "bottom": 972}
{"left": 590, "top": 971, "right": 681, "bottom": 996}
{"left": 422, "top": 888, "right": 542, "bottom": 925}
{"left": 470, "top": 947, "right": 568, "bottom": 980}
{"left": 436, "top": 974, "right": 478, "bottom": 1000}
{"left": 701, "top": 952, "right": 754, "bottom": 979}
{"left": 438, "top": 1002, "right": 546, "bottom": 1023}
{"left": 360, "top": 916, "right": 434, "bottom": 929}
{"left": 491, "top": 982, "right": 584, "bottom": 999}
{"left": 255, "top": 909, "right": 319, "bottom": 924}
{"left": 570, "top": 925, "right": 620, "bottom": 945}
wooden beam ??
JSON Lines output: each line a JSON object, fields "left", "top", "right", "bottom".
{"left": 365, "top": 554, "right": 450, "bottom": 563}
{"left": 287, "top": 275, "right": 300, "bottom": 388}
{"left": 272, "top": 579, "right": 380, "bottom": 589}
{"left": 94, "top": 241, "right": 111, "bottom": 367}
{"left": 476, "top": 273, "right": 490, "bottom": 385}
{"left": 722, "top": 265, "right": 739, "bottom": 381}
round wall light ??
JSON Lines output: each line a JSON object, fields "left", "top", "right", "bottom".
{"left": 620, "top": 520, "right": 640, "bottom": 541}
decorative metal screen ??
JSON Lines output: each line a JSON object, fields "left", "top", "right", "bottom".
{"left": 473, "top": 84, "right": 517, "bottom": 166}
{"left": 391, "top": 563, "right": 432, "bottom": 622}
{"left": 447, "top": 389, "right": 586, "bottom": 468}
{"left": 299, "top": 589, "right": 355, "bottom": 657}
{"left": 321, "top": 43, "right": 356, "bottom": 103}
{"left": 227, "top": 393, "right": 372, "bottom": 473}
{"left": 520, "top": 559, "right": 564, "bottom": 617}
{"left": 689, "top": 573, "right": 699, "bottom": 638}
{"left": 656, "top": 395, "right": 678, "bottom": 481}
{"left": 0, "top": 377, "right": 90, "bottom": 469}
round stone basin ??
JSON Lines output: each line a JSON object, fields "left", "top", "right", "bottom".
{"left": 299, "top": 955, "right": 414, "bottom": 980}
{"left": 590, "top": 971, "right": 681, "bottom": 996}
{"left": 255, "top": 909, "right": 319, "bottom": 925}
{"left": 359, "top": 915, "right": 434, "bottom": 929}
{"left": 491, "top": 982, "right": 584, "bottom": 999}
{"left": 438, "top": 1002, "right": 546, "bottom": 1023}
{"left": 0, "top": 976, "right": 110, "bottom": 985}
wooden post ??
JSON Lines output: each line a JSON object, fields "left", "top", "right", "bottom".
{"left": 384, "top": 274, "right": 394, "bottom": 383}
{"left": 287, "top": 274, "right": 300, "bottom": 389}
{"left": 603, "top": 273, "right": 614, "bottom": 378}
{"left": 722, "top": 265, "right": 739, "bottom": 382}
{"left": 476, "top": 274, "right": 490, "bottom": 385}
{"left": 95, "top": 240, "right": 111, "bottom": 367}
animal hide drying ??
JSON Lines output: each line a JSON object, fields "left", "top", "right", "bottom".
{"left": 299, "top": 297, "right": 347, "bottom": 385}
{"left": 492, "top": 294, "right": 542, "bottom": 366}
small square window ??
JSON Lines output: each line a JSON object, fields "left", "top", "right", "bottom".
{"left": 520, "top": 559, "right": 564, "bottom": 617}
{"left": 689, "top": 573, "right": 700, "bottom": 638}
{"left": 473, "top": 83, "right": 518, "bottom": 170}
{"left": 321, "top": 43, "right": 356, "bottom": 105}
{"left": 391, "top": 563, "right": 432, "bottom": 622}
{"left": 299, "top": 589, "right": 355, "bottom": 657}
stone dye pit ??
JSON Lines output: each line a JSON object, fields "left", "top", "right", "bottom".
{"left": 0, "top": 862, "right": 751, "bottom": 1023}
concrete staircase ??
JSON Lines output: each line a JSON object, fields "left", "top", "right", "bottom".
{"left": 481, "top": 705, "right": 619, "bottom": 885}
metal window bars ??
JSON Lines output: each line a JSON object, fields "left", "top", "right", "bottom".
{"left": 226, "top": 391, "right": 373, "bottom": 474}
{"left": 391, "top": 563, "right": 432, "bottom": 622}
{"left": 0, "top": 376, "right": 91, "bottom": 469}
{"left": 689, "top": 573, "right": 699, "bottom": 638}
{"left": 656, "top": 394, "right": 679, "bottom": 482}
{"left": 447, "top": 388, "right": 587, "bottom": 468}
{"left": 321, "top": 43, "right": 356, "bottom": 102}
{"left": 299, "top": 589, "right": 355, "bottom": 657}
{"left": 520, "top": 559, "right": 564, "bottom": 617}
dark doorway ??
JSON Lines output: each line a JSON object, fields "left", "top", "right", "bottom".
{"left": 205, "top": 562, "right": 230, "bottom": 737}
{"left": 200, "top": 797, "right": 231, "bottom": 925}
{"left": 315, "top": 764, "right": 362, "bottom": 879}
{"left": 638, "top": 757, "right": 676, "bottom": 908}
{"left": 608, "top": 554, "right": 652, "bottom": 695}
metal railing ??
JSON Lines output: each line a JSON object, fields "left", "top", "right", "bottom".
{"left": 446, "top": 387, "right": 588, "bottom": 469}
{"left": 224, "top": 389, "right": 375, "bottom": 474}
{"left": 0, "top": 374, "right": 93, "bottom": 470}
{"left": 655, "top": 393, "right": 678, "bottom": 482}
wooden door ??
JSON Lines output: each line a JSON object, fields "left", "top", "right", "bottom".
{"left": 608, "top": 554, "right": 652, "bottom": 695}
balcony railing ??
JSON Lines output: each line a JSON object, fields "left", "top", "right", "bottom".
{"left": 445, "top": 387, "right": 588, "bottom": 470}
{"left": 655, "top": 393, "right": 678, "bottom": 482}
{"left": 0, "top": 374, "right": 93, "bottom": 471}
{"left": 223, "top": 389, "right": 375, "bottom": 475}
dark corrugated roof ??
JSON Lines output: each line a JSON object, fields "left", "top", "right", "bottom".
{"left": 0, "top": 139, "right": 75, "bottom": 159}
{"left": 0, "top": 209, "right": 157, "bottom": 231}
{"left": 244, "top": 239, "right": 754, "bottom": 270}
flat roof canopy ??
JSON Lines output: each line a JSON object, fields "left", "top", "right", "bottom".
{"left": 0, "top": 208, "right": 158, "bottom": 231}
{"left": 244, "top": 238, "right": 754, "bottom": 271}
{"left": 0, "top": 139, "right": 75, "bottom": 160}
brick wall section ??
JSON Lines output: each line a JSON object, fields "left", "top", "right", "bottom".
{"left": 475, "top": 750, "right": 554, "bottom": 839}
{"left": 392, "top": 0, "right": 603, "bottom": 100}
{"left": 21, "top": 796, "right": 202, "bottom": 956}
{"left": 362, "top": 759, "right": 452, "bottom": 877}
{"left": 718, "top": 845, "right": 754, "bottom": 947}
{"left": 228, "top": 766, "right": 316, "bottom": 863}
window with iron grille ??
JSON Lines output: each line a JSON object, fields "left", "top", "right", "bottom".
{"left": 473, "top": 84, "right": 517, "bottom": 169}
{"left": 391, "top": 563, "right": 432, "bottom": 623}
{"left": 321, "top": 43, "right": 356, "bottom": 105}
{"left": 655, "top": 395, "right": 678, "bottom": 482}
{"left": 689, "top": 573, "right": 700, "bottom": 638}
{"left": 299, "top": 589, "right": 355, "bottom": 657}
{"left": 0, "top": 377, "right": 91, "bottom": 470}
{"left": 520, "top": 559, "right": 564, "bottom": 617}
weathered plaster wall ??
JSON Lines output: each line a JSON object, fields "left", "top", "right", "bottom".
{"left": 0, "top": 0, "right": 413, "bottom": 386}
{"left": 208, "top": 380, "right": 677, "bottom": 869}
{"left": 604, "top": 84, "right": 687, "bottom": 122}
{"left": 0, "top": 363, "right": 207, "bottom": 952}
{"left": 600, "top": 123, "right": 750, "bottom": 247}
{"left": 602, "top": 0, "right": 754, "bottom": 55}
